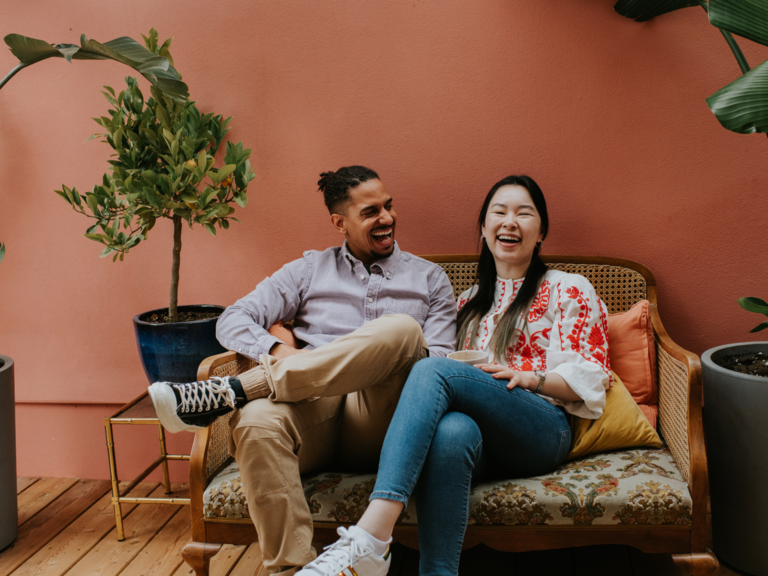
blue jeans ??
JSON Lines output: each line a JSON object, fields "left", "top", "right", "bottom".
{"left": 370, "top": 357, "right": 571, "bottom": 576}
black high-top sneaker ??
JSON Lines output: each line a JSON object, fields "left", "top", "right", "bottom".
{"left": 148, "top": 376, "right": 247, "bottom": 433}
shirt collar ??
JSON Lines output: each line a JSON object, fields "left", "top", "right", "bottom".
{"left": 341, "top": 240, "right": 402, "bottom": 277}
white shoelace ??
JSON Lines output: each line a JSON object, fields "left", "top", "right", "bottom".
{"left": 173, "top": 376, "right": 236, "bottom": 414}
{"left": 302, "top": 527, "right": 368, "bottom": 576}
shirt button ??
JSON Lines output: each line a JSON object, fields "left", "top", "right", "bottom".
{"left": 386, "top": 272, "right": 391, "bottom": 278}
{"left": 368, "top": 297, "right": 373, "bottom": 303}
{"left": 360, "top": 274, "right": 366, "bottom": 280}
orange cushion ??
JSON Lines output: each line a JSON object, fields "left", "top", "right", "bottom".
{"left": 268, "top": 322, "right": 299, "bottom": 349}
{"left": 607, "top": 300, "right": 658, "bottom": 428}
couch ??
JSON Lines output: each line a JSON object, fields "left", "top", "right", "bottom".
{"left": 181, "top": 255, "right": 718, "bottom": 576}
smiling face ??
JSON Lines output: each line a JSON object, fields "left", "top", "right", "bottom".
{"left": 331, "top": 178, "right": 396, "bottom": 266}
{"left": 481, "top": 185, "right": 544, "bottom": 280}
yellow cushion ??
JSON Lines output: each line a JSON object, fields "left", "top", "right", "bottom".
{"left": 565, "top": 371, "right": 662, "bottom": 462}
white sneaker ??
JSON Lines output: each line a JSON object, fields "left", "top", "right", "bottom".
{"left": 297, "top": 527, "right": 391, "bottom": 576}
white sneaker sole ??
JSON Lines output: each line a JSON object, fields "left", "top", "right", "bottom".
{"left": 148, "top": 382, "right": 203, "bottom": 434}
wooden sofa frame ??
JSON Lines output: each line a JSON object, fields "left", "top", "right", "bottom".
{"left": 182, "top": 255, "right": 718, "bottom": 575}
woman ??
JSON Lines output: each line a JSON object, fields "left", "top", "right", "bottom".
{"left": 298, "top": 175, "right": 612, "bottom": 576}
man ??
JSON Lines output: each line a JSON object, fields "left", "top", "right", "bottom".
{"left": 148, "top": 166, "right": 457, "bottom": 576}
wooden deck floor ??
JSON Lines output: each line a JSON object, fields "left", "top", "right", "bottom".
{"left": 1, "top": 477, "right": 741, "bottom": 576}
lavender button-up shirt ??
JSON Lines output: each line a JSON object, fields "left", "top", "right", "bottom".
{"left": 216, "top": 241, "right": 457, "bottom": 359}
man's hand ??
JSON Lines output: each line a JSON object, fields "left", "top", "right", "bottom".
{"left": 477, "top": 364, "right": 536, "bottom": 391}
{"left": 269, "top": 343, "right": 309, "bottom": 361}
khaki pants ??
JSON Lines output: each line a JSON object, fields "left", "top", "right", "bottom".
{"left": 228, "top": 314, "right": 428, "bottom": 576}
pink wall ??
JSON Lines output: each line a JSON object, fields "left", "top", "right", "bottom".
{"left": 1, "top": 1, "right": 767, "bottom": 479}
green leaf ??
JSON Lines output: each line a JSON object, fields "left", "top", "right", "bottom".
{"left": 204, "top": 223, "right": 217, "bottom": 236}
{"left": 706, "top": 58, "right": 768, "bottom": 133}
{"left": 710, "top": 0, "right": 768, "bottom": 48}
{"left": 99, "top": 246, "right": 114, "bottom": 258}
{"left": 0, "top": 242, "right": 5, "bottom": 264}
{"left": 86, "top": 194, "right": 99, "bottom": 214}
{"left": 738, "top": 296, "right": 768, "bottom": 315}
{"left": 3, "top": 33, "right": 189, "bottom": 101}
{"left": 614, "top": 0, "right": 700, "bottom": 22}
{"left": 217, "top": 164, "right": 237, "bottom": 181}
{"left": 749, "top": 320, "right": 768, "bottom": 333}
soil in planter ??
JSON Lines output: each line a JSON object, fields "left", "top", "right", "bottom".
{"left": 143, "top": 310, "right": 222, "bottom": 324}
{"left": 713, "top": 351, "right": 768, "bottom": 378}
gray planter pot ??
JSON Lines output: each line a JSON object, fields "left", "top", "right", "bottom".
{"left": 702, "top": 342, "right": 768, "bottom": 576}
{"left": 0, "top": 355, "right": 16, "bottom": 551}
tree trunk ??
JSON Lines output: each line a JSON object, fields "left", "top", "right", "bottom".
{"left": 170, "top": 215, "right": 182, "bottom": 322}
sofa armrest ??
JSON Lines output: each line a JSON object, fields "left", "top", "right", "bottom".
{"left": 649, "top": 302, "right": 709, "bottom": 550}
{"left": 189, "top": 351, "right": 258, "bottom": 540}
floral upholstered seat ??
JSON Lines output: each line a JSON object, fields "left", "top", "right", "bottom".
{"left": 203, "top": 447, "right": 691, "bottom": 527}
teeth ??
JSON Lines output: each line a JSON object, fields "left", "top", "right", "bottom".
{"left": 372, "top": 229, "right": 392, "bottom": 237}
{"left": 498, "top": 235, "right": 520, "bottom": 241}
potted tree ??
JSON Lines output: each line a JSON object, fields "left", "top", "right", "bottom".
{"left": 55, "top": 30, "right": 255, "bottom": 384}
{"left": 615, "top": 2, "right": 768, "bottom": 574}
{"left": 0, "top": 30, "right": 188, "bottom": 551}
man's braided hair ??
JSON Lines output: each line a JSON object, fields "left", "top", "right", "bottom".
{"left": 318, "top": 166, "right": 379, "bottom": 214}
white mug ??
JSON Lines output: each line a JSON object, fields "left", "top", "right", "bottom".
{"left": 447, "top": 350, "right": 489, "bottom": 366}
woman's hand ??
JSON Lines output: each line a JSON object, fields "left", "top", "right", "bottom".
{"left": 477, "top": 364, "right": 537, "bottom": 391}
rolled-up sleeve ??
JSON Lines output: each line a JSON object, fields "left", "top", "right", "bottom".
{"left": 546, "top": 275, "right": 612, "bottom": 419}
{"left": 422, "top": 268, "right": 457, "bottom": 357}
{"left": 216, "top": 257, "right": 308, "bottom": 360}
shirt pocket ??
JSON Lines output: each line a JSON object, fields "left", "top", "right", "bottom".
{"left": 385, "top": 298, "right": 430, "bottom": 322}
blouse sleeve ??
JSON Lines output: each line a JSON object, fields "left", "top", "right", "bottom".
{"left": 545, "top": 274, "right": 612, "bottom": 419}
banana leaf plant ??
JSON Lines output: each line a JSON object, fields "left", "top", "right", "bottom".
{"left": 614, "top": 0, "right": 768, "bottom": 325}
{"left": 0, "top": 29, "right": 189, "bottom": 262}
{"left": 55, "top": 31, "right": 255, "bottom": 323}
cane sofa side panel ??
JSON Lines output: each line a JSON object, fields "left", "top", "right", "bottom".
{"left": 186, "top": 255, "right": 710, "bottom": 564}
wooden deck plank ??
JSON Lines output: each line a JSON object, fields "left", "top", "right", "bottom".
{"left": 228, "top": 543, "right": 264, "bottom": 576}
{"left": 16, "top": 479, "right": 79, "bottom": 527}
{"left": 64, "top": 483, "right": 185, "bottom": 576}
{"left": 118, "top": 508, "right": 192, "bottom": 576}
{"left": 9, "top": 482, "right": 158, "bottom": 576}
{"left": 573, "top": 545, "right": 633, "bottom": 576}
{"left": 516, "top": 548, "right": 574, "bottom": 576}
{"left": 0, "top": 479, "right": 110, "bottom": 575}
{"left": 171, "top": 544, "right": 246, "bottom": 576}
{"left": 16, "top": 479, "right": 39, "bottom": 495}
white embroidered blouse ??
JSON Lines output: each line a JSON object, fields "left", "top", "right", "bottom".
{"left": 457, "top": 269, "right": 612, "bottom": 419}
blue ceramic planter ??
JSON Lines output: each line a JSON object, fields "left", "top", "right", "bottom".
{"left": 133, "top": 305, "right": 227, "bottom": 384}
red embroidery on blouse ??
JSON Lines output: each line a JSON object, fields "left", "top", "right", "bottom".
{"left": 556, "top": 282, "right": 611, "bottom": 378}
{"left": 458, "top": 296, "right": 468, "bottom": 310}
{"left": 528, "top": 280, "right": 550, "bottom": 322}
{"left": 506, "top": 328, "right": 549, "bottom": 371}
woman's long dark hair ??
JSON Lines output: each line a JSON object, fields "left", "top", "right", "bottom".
{"left": 456, "top": 175, "right": 550, "bottom": 361}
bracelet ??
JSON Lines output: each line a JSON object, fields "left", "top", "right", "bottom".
{"left": 533, "top": 369, "right": 546, "bottom": 394}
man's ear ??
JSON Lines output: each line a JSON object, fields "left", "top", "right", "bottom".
{"left": 330, "top": 213, "right": 347, "bottom": 235}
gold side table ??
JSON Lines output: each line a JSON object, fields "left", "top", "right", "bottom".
{"left": 104, "top": 390, "right": 191, "bottom": 540}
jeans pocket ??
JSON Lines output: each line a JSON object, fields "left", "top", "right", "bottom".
{"left": 552, "top": 429, "right": 572, "bottom": 469}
